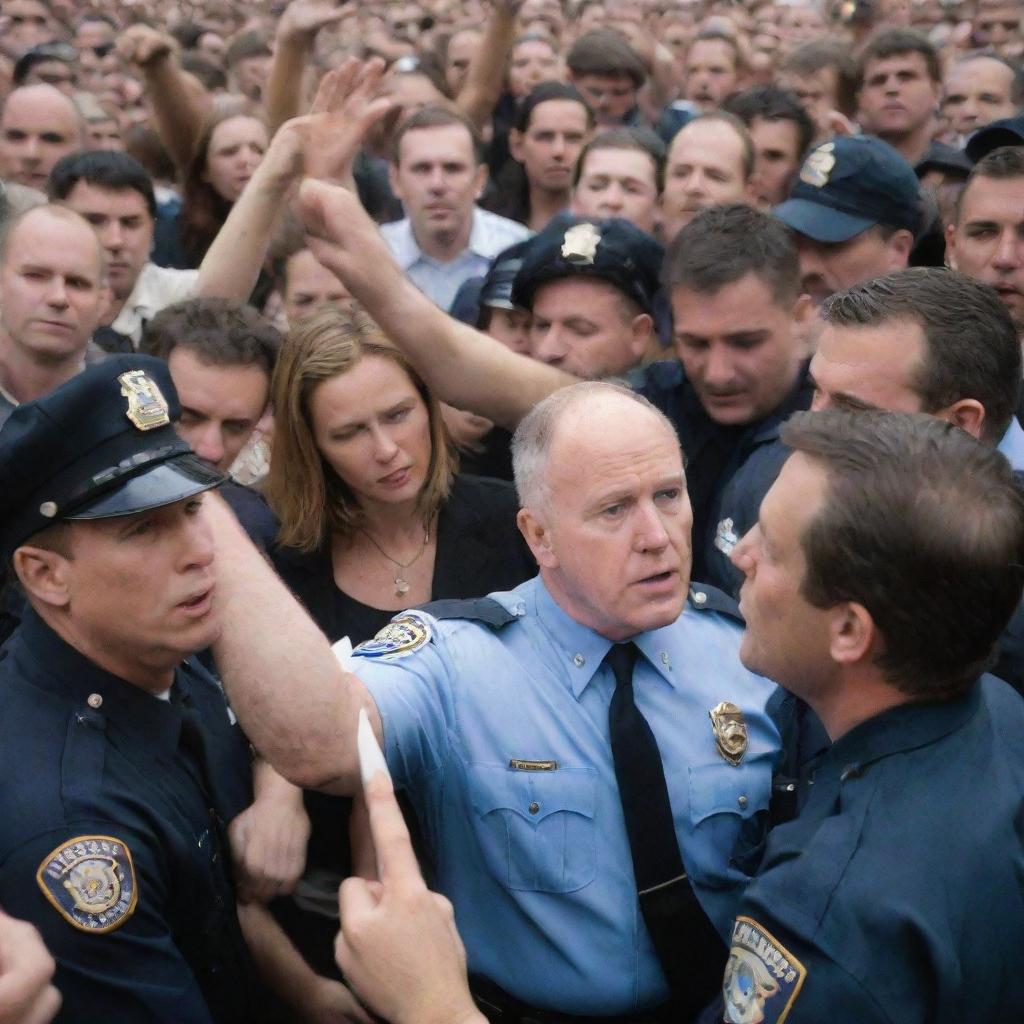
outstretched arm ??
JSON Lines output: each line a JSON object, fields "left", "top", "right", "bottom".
{"left": 455, "top": 0, "right": 522, "bottom": 134}
{"left": 298, "top": 178, "right": 575, "bottom": 430}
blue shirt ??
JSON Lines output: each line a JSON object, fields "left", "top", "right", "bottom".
{"left": 379, "top": 207, "right": 531, "bottom": 312}
{"left": 356, "top": 576, "right": 781, "bottom": 1015}
{"left": 997, "top": 416, "right": 1024, "bottom": 471}
{"left": 722, "top": 676, "right": 1024, "bottom": 1024}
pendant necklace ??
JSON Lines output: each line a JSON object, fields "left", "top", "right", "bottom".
{"left": 360, "top": 525, "right": 430, "bottom": 597}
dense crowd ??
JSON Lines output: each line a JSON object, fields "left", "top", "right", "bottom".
{"left": 0, "top": 0, "right": 1023, "bottom": 1021}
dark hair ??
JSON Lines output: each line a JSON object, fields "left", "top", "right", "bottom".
{"left": 574, "top": 125, "right": 666, "bottom": 191}
{"left": 823, "top": 268, "right": 1021, "bottom": 442}
{"left": 857, "top": 28, "right": 941, "bottom": 87}
{"left": 663, "top": 202, "right": 800, "bottom": 304}
{"left": 513, "top": 81, "right": 594, "bottom": 133}
{"left": 391, "top": 104, "right": 484, "bottom": 164}
{"left": 225, "top": 30, "right": 271, "bottom": 69}
{"left": 123, "top": 125, "right": 177, "bottom": 186}
{"left": 48, "top": 150, "right": 156, "bottom": 219}
{"left": 566, "top": 29, "right": 648, "bottom": 87}
{"left": 957, "top": 145, "right": 1024, "bottom": 221}
{"left": 781, "top": 39, "right": 859, "bottom": 116}
{"left": 782, "top": 408, "right": 1024, "bottom": 697}
{"left": 181, "top": 53, "right": 228, "bottom": 91}
{"left": 140, "top": 297, "right": 281, "bottom": 379}
{"left": 169, "top": 20, "right": 205, "bottom": 50}
{"left": 723, "top": 86, "right": 815, "bottom": 163}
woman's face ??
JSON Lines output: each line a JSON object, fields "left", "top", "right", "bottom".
{"left": 202, "top": 115, "right": 268, "bottom": 202}
{"left": 508, "top": 39, "right": 560, "bottom": 98}
{"left": 309, "top": 356, "right": 434, "bottom": 509}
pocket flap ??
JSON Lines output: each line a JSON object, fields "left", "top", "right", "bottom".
{"left": 468, "top": 763, "right": 596, "bottom": 823}
{"left": 688, "top": 755, "right": 772, "bottom": 824}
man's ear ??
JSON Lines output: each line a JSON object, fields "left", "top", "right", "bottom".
{"left": 12, "top": 545, "right": 73, "bottom": 609}
{"left": 517, "top": 506, "right": 558, "bottom": 568}
{"left": 935, "top": 397, "right": 986, "bottom": 441}
{"left": 885, "top": 228, "right": 914, "bottom": 271}
{"left": 388, "top": 160, "right": 404, "bottom": 202}
{"left": 509, "top": 128, "right": 525, "bottom": 165}
{"left": 628, "top": 312, "right": 654, "bottom": 361}
{"left": 828, "top": 601, "right": 874, "bottom": 668}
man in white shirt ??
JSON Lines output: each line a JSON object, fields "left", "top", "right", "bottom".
{"left": 380, "top": 106, "right": 531, "bottom": 312}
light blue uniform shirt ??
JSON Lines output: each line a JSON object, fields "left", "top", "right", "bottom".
{"left": 997, "top": 417, "right": 1024, "bottom": 472}
{"left": 356, "top": 576, "right": 781, "bottom": 1015}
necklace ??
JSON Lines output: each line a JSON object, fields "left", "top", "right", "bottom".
{"left": 360, "top": 525, "right": 431, "bottom": 597}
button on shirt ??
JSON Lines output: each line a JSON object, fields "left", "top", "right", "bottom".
{"left": 0, "top": 608, "right": 259, "bottom": 1023}
{"left": 379, "top": 207, "right": 531, "bottom": 312}
{"left": 723, "top": 676, "right": 1024, "bottom": 1024}
{"left": 356, "top": 576, "right": 781, "bottom": 1015}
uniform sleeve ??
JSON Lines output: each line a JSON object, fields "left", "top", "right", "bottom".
{"left": 0, "top": 824, "right": 215, "bottom": 1024}
{"left": 353, "top": 626, "right": 457, "bottom": 790}
{"left": 719, "top": 913, "right": 895, "bottom": 1024}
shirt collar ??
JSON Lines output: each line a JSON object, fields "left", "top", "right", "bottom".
{"left": 531, "top": 575, "right": 680, "bottom": 699}
{"left": 13, "top": 605, "right": 188, "bottom": 757}
{"left": 389, "top": 218, "right": 422, "bottom": 270}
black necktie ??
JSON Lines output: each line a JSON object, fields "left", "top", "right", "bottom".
{"left": 605, "top": 642, "right": 728, "bottom": 1014}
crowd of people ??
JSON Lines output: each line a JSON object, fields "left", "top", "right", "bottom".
{"left": 0, "top": 0, "right": 1023, "bottom": 1020}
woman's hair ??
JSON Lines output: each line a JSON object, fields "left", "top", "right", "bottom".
{"left": 267, "top": 305, "right": 457, "bottom": 552}
{"left": 180, "top": 105, "right": 262, "bottom": 266}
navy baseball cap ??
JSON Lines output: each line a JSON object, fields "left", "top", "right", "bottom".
{"left": 0, "top": 355, "right": 224, "bottom": 557}
{"left": 775, "top": 135, "right": 923, "bottom": 243}
{"left": 512, "top": 215, "right": 664, "bottom": 315}
{"left": 965, "top": 116, "right": 1024, "bottom": 163}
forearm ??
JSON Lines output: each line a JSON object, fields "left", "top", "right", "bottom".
{"left": 456, "top": 3, "right": 516, "bottom": 132}
{"left": 266, "top": 36, "right": 312, "bottom": 134}
{"left": 141, "top": 59, "right": 210, "bottom": 172}
{"left": 207, "top": 493, "right": 365, "bottom": 792}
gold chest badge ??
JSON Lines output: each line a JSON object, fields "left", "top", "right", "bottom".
{"left": 709, "top": 701, "right": 748, "bottom": 766}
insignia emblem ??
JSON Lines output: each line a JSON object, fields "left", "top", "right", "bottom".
{"left": 354, "top": 614, "right": 432, "bottom": 660}
{"left": 509, "top": 759, "right": 558, "bottom": 772}
{"left": 36, "top": 835, "right": 138, "bottom": 934}
{"left": 799, "top": 142, "right": 836, "bottom": 188}
{"left": 709, "top": 700, "right": 748, "bottom": 766}
{"left": 118, "top": 369, "right": 170, "bottom": 431}
{"left": 560, "top": 222, "right": 601, "bottom": 265}
{"left": 723, "top": 916, "right": 806, "bottom": 1023}
{"left": 715, "top": 517, "right": 739, "bottom": 557}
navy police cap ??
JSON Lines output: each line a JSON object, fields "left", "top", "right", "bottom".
{"left": 965, "top": 116, "right": 1024, "bottom": 163}
{"left": 774, "top": 135, "right": 922, "bottom": 243}
{"left": 511, "top": 215, "right": 664, "bottom": 316}
{"left": 0, "top": 355, "right": 224, "bottom": 557}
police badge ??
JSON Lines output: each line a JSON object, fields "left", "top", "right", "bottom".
{"left": 119, "top": 369, "right": 170, "bottom": 431}
{"left": 354, "top": 613, "right": 432, "bottom": 660}
{"left": 560, "top": 222, "right": 602, "bottom": 265}
{"left": 715, "top": 517, "right": 740, "bottom": 557}
{"left": 709, "top": 701, "right": 748, "bottom": 766}
{"left": 36, "top": 835, "right": 138, "bottom": 933}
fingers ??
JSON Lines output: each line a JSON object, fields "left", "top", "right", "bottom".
{"left": 362, "top": 772, "right": 425, "bottom": 892}
{"left": 0, "top": 911, "right": 58, "bottom": 1024}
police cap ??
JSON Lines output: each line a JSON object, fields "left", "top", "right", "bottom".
{"left": 511, "top": 216, "right": 664, "bottom": 316}
{"left": 0, "top": 355, "right": 224, "bottom": 558}
{"left": 774, "top": 135, "right": 922, "bottom": 243}
{"left": 965, "top": 115, "right": 1024, "bottom": 163}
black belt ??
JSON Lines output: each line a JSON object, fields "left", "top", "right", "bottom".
{"left": 470, "top": 975, "right": 678, "bottom": 1024}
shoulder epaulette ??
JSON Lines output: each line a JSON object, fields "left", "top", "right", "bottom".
{"left": 419, "top": 597, "right": 519, "bottom": 629}
{"left": 688, "top": 583, "right": 744, "bottom": 624}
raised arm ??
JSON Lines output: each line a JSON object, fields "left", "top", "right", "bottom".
{"left": 455, "top": 0, "right": 522, "bottom": 134}
{"left": 298, "top": 178, "right": 575, "bottom": 430}
{"left": 118, "top": 25, "right": 211, "bottom": 174}
{"left": 206, "top": 492, "right": 376, "bottom": 794}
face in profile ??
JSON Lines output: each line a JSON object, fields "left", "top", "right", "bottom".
{"left": 309, "top": 355, "right": 434, "bottom": 510}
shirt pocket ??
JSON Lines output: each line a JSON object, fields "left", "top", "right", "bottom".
{"left": 687, "top": 754, "right": 774, "bottom": 886}
{"left": 467, "top": 763, "right": 598, "bottom": 893}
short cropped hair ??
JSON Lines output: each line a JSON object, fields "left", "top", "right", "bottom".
{"left": 573, "top": 125, "right": 666, "bottom": 191}
{"left": 512, "top": 381, "right": 675, "bottom": 508}
{"left": 822, "top": 268, "right": 1021, "bottom": 443}
{"left": 140, "top": 298, "right": 282, "bottom": 380}
{"left": 723, "top": 86, "right": 815, "bottom": 164}
{"left": 48, "top": 150, "right": 157, "bottom": 219}
{"left": 225, "top": 30, "right": 271, "bottom": 69}
{"left": 663, "top": 203, "right": 800, "bottom": 306}
{"left": 857, "top": 28, "right": 941, "bottom": 87}
{"left": 266, "top": 306, "right": 456, "bottom": 551}
{"left": 781, "top": 39, "right": 859, "bottom": 117}
{"left": 391, "top": 104, "right": 484, "bottom": 165}
{"left": 783, "top": 408, "right": 1024, "bottom": 697}
{"left": 956, "top": 145, "right": 1024, "bottom": 221}
{"left": 567, "top": 30, "right": 647, "bottom": 87}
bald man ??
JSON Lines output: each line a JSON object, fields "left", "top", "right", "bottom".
{"left": 0, "top": 85, "right": 84, "bottom": 191}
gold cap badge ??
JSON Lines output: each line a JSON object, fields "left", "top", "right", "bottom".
{"left": 799, "top": 142, "right": 836, "bottom": 189}
{"left": 561, "top": 222, "right": 602, "bottom": 265}
{"left": 119, "top": 370, "right": 170, "bottom": 431}
{"left": 709, "top": 701, "right": 748, "bottom": 766}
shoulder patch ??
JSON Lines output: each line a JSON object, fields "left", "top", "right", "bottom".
{"left": 36, "top": 836, "right": 138, "bottom": 934}
{"left": 419, "top": 597, "right": 518, "bottom": 629}
{"left": 354, "top": 613, "right": 432, "bottom": 660}
{"left": 723, "top": 916, "right": 806, "bottom": 1024}
{"left": 689, "top": 584, "right": 744, "bottom": 624}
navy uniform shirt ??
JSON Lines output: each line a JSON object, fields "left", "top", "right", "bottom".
{"left": 720, "top": 676, "right": 1024, "bottom": 1024}
{"left": 635, "top": 361, "right": 813, "bottom": 586}
{"left": 355, "top": 577, "right": 782, "bottom": 1016}
{"left": 0, "top": 608, "right": 260, "bottom": 1024}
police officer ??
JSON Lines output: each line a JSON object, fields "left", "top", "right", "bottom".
{"left": 721, "top": 410, "right": 1024, "bottom": 1024}
{"left": 203, "top": 381, "right": 783, "bottom": 1021}
{"left": 0, "top": 356, "right": 261, "bottom": 1022}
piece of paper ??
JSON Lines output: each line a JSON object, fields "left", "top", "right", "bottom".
{"left": 357, "top": 706, "right": 390, "bottom": 786}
